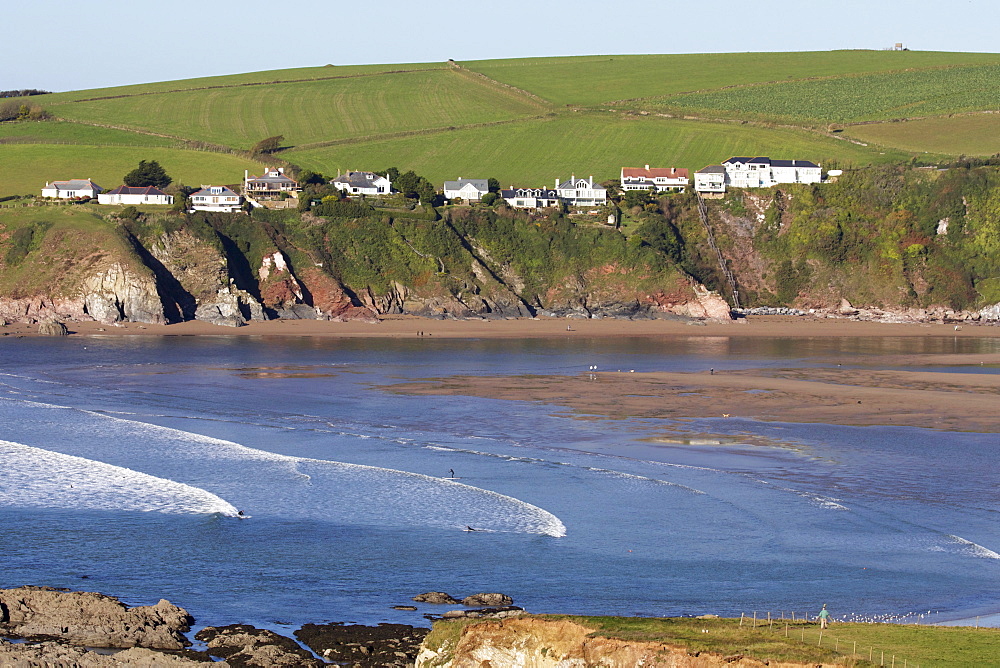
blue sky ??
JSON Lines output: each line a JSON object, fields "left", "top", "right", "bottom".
{"left": 3, "top": 0, "right": 997, "bottom": 92}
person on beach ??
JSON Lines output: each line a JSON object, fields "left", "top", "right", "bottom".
{"left": 818, "top": 604, "right": 830, "bottom": 628}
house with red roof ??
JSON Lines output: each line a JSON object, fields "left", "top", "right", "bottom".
{"left": 97, "top": 185, "right": 174, "bottom": 206}
{"left": 620, "top": 165, "right": 689, "bottom": 193}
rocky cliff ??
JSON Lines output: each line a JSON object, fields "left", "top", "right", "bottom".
{"left": 0, "top": 206, "right": 728, "bottom": 327}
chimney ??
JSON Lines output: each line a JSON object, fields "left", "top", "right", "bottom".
{"left": 645, "top": 164, "right": 650, "bottom": 171}
{"left": 245, "top": 169, "right": 249, "bottom": 181}
{"left": 278, "top": 167, "right": 284, "bottom": 174}
{"left": 555, "top": 178, "right": 560, "bottom": 188}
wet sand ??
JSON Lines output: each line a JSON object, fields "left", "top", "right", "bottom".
{"left": 391, "top": 363, "right": 1000, "bottom": 433}
{"left": 3, "top": 314, "right": 999, "bottom": 340}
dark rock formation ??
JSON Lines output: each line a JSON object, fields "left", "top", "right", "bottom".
{"left": 195, "top": 624, "right": 322, "bottom": 667}
{"left": 440, "top": 605, "right": 524, "bottom": 620}
{"left": 461, "top": 593, "right": 513, "bottom": 607}
{"left": 412, "top": 592, "right": 460, "bottom": 604}
{"left": 37, "top": 320, "right": 68, "bottom": 336}
{"left": 0, "top": 586, "right": 192, "bottom": 650}
{"left": 295, "top": 622, "right": 429, "bottom": 667}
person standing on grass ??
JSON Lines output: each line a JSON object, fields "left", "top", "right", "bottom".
{"left": 818, "top": 604, "right": 830, "bottom": 628}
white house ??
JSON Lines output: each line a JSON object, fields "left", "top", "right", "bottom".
{"left": 694, "top": 165, "right": 727, "bottom": 196}
{"left": 554, "top": 175, "right": 607, "bottom": 206}
{"left": 41, "top": 179, "right": 103, "bottom": 199}
{"left": 98, "top": 185, "right": 173, "bottom": 206}
{"left": 721, "top": 157, "right": 822, "bottom": 189}
{"left": 190, "top": 185, "right": 243, "bottom": 212}
{"left": 500, "top": 187, "right": 562, "bottom": 209}
{"left": 620, "top": 166, "right": 688, "bottom": 192}
{"left": 330, "top": 171, "right": 392, "bottom": 196}
{"left": 244, "top": 168, "right": 298, "bottom": 199}
{"left": 443, "top": 178, "right": 489, "bottom": 202}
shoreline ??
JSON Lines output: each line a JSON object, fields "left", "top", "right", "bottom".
{"left": 3, "top": 314, "right": 1000, "bottom": 340}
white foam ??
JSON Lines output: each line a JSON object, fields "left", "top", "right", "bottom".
{"left": 947, "top": 535, "right": 1000, "bottom": 560}
{"left": 0, "top": 440, "right": 239, "bottom": 516}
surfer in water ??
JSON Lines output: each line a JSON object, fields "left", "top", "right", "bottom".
{"left": 465, "top": 526, "right": 478, "bottom": 532}
{"left": 449, "top": 469, "right": 455, "bottom": 478}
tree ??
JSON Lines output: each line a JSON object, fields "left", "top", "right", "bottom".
{"left": 481, "top": 192, "right": 500, "bottom": 206}
{"left": 297, "top": 169, "right": 327, "bottom": 186}
{"left": 251, "top": 135, "right": 284, "bottom": 155}
{"left": 487, "top": 177, "right": 501, "bottom": 193}
{"left": 395, "top": 170, "right": 421, "bottom": 198}
{"left": 123, "top": 160, "right": 171, "bottom": 189}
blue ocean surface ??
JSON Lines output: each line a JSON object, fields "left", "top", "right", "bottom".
{"left": 1, "top": 334, "right": 998, "bottom": 632}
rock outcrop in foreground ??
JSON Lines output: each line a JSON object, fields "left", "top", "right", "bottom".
{"left": 0, "top": 586, "right": 192, "bottom": 650}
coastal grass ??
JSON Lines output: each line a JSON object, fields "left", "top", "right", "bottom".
{"left": 843, "top": 114, "right": 1000, "bottom": 156}
{"left": 283, "top": 113, "right": 905, "bottom": 186}
{"left": 636, "top": 64, "right": 1000, "bottom": 124}
{"left": 463, "top": 51, "right": 1000, "bottom": 107}
{"left": 428, "top": 615, "right": 999, "bottom": 667}
{"left": 47, "top": 70, "right": 543, "bottom": 150}
{"left": 0, "top": 145, "right": 263, "bottom": 197}
{"left": 0, "top": 120, "right": 180, "bottom": 147}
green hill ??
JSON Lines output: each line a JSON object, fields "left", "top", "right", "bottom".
{"left": 4, "top": 50, "right": 1000, "bottom": 196}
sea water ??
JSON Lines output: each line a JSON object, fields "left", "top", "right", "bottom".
{"left": 0, "top": 334, "right": 998, "bottom": 631}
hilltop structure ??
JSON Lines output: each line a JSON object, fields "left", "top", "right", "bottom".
{"left": 554, "top": 176, "right": 607, "bottom": 206}
{"left": 695, "top": 157, "right": 822, "bottom": 194}
{"left": 41, "top": 179, "right": 103, "bottom": 199}
{"left": 620, "top": 166, "right": 688, "bottom": 193}
{"left": 190, "top": 186, "right": 243, "bottom": 212}
{"left": 443, "top": 178, "right": 489, "bottom": 202}
{"left": 244, "top": 168, "right": 298, "bottom": 200}
{"left": 98, "top": 185, "right": 173, "bottom": 206}
{"left": 499, "top": 187, "right": 562, "bottom": 209}
{"left": 331, "top": 171, "right": 392, "bottom": 196}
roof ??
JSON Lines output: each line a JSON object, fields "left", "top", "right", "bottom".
{"left": 556, "top": 177, "right": 606, "bottom": 191}
{"left": 771, "top": 159, "right": 820, "bottom": 169}
{"left": 105, "top": 185, "right": 170, "bottom": 196}
{"left": 191, "top": 186, "right": 239, "bottom": 198}
{"left": 500, "top": 188, "right": 560, "bottom": 198}
{"left": 697, "top": 165, "right": 727, "bottom": 174}
{"left": 247, "top": 170, "right": 297, "bottom": 184}
{"left": 331, "top": 171, "right": 386, "bottom": 189}
{"left": 46, "top": 179, "right": 101, "bottom": 191}
{"left": 724, "top": 157, "right": 771, "bottom": 165}
{"left": 621, "top": 167, "right": 689, "bottom": 179}
{"left": 443, "top": 178, "right": 489, "bottom": 191}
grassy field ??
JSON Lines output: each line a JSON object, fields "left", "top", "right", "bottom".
{"left": 843, "top": 114, "right": 1000, "bottom": 156}
{"left": 463, "top": 51, "right": 1000, "bottom": 106}
{"left": 0, "top": 145, "right": 263, "bottom": 197}
{"left": 0, "top": 120, "right": 180, "bottom": 147}
{"left": 284, "top": 113, "right": 907, "bottom": 186}
{"left": 636, "top": 64, "right": 1000, "bottom": 124}
{"left": 425, "top": 616, "right": 1000, "bottom": 668}
{"left": 48, "top": 70, "right": 542, "bottom": 149}
{"left": 4, "top": 50, "right": 1000, "bottom": 189}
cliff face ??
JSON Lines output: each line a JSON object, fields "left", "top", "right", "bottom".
{"left": 0, "top": 206, "right": 722, "bottom": 326}
{"left": 416, "top": 617, "right": 840, "bottom": 668}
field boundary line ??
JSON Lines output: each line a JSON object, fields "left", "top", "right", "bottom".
{"left": 448, "top": 63, "right": 553, "bottom": 110}
{"left": 52, "top": 67, "right": 449, "bottom": 105}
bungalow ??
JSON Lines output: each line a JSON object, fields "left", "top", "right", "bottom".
{"left": 443, "top": 178, "right": 489, "bottom": 202}
{"left": 244, "top": 168, "right": 298, "bottom": 199}
{"left": 554, "top": 175, "right": 607, "bottom": 207}
{"left": 330, "top": 171, "right": 392, "bottom": 196}
{"left": 620, "top": 166, "right": 688, "bottom": 193}
{"left": 500, "top": 187, "right": 562, "bottom": 209}
{"left": 721, "top": 157, "right": 821, "bottom": 189}
{"left": 693, "top": 165, "right": 727, "bottom": 196}
{"left": 97, "top": 185, "right": 173, "bottom": 206}
{"left": 190, "top": 185, "right": 243, "bottom": 212}
{"left": 41, "top": 179, "right": 103, "bottom": 199}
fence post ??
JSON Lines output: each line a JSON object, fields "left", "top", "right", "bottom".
{"left": 818, "top": 629, "right": 823, "bottom": 646}
{"left": 785, "top": 623, "right": 788, "bottom": 637}
{"left": 791, "top": 611, "right": 795, "bottom": 621}
{"left": 753, "top": 611, "right": 757, "bottom": 628}
{"left": 768, "top": 611, "right": 773, "bottom": 631}
{"left": 739, "top": 612, "right": 744, "bottom": 627}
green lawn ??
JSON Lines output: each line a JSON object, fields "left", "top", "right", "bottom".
{"left": 844, "top": 114, "right": 1000, "bottom": 156}
{"left": 0, "top": 120, "right": 179, "bottom": 147}
{"left": 464, "top": 51, "right": 1000, "bottom": 107}
{"left": 283, "top": 113, "right": 906, "bottom": 186}
{"left": 640, "top": 64, "right": 1000, "bottom": 124}
{"left": 48, "top": 70, "right": 542, "bottom": 150}
{"left": 0, "top": 145, "right": 263, "bottom": 197}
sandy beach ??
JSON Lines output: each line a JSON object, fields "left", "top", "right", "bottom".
{"left": 3, "top": 314, "right": 999, "bottom": 340}
{"left": 391, "top": 359, "right": 1000, "bottom": 433}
